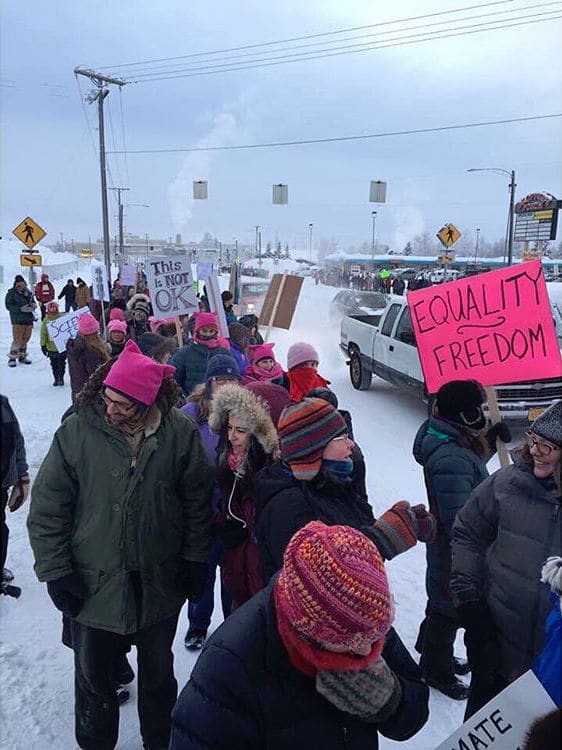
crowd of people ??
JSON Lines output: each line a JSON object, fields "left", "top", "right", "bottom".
{"left": 2, "top": 269, "right": 561, "bottom": 750}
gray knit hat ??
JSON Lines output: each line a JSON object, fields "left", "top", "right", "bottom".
{"left": 530, "top": 402, "right": 562, "bottom": 447}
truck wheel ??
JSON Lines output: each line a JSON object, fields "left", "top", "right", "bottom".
{"left": 350, "top": 352, "right": 372, "bottom": 390}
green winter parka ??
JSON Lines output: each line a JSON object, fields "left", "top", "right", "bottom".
{"left": 28, "top": 364, "right": 214, "bottom": 634}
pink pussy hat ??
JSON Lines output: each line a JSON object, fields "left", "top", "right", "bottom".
{"left": 108, "top": 319, "right": 128, "bottom": 335}
{"left": 194, "top": 312, "right": 219, "bottom": 333}
{"left": 248, "top": 342, "right": 276, "bottom": 365}
{"left": 149, "top": 316, "right": 176, "bottom": 333}
{"left": 103, "top": 339, "right": 176, "bottom": 405}
{"left": 78, "top": 313, "right": 100, "bottom": 336}
{"left": 109, "top": 307, "right": 125, "bottom": 321}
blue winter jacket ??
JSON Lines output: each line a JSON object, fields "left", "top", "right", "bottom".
{"left": 412, "top": 416, "right": 489, "bottom": 618}
{"left": 534, "top": 592, "right": 562, "bottom": 706}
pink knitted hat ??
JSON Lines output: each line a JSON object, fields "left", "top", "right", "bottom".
{"left": 149, "top": 316, "right": 176, "bottom": 334}
{"left": 109, "top": 308, "right": 125, "bottom": 321}
{"left": 103, "top": 339, "right": 176, "bottom": 405}
{"left": 108, "top": 319, "right": 127, "bottom": 335}
{"left": 248, "top": 342, "right": 276, "bottom": 365}
{"left": 194, "top": 312, "right": 219, "bottom": 333}
{"left": 287, "top": 342, "right": 319, "bottom": 371}
{"left": 275, "top": 521, "right": 394, "bottom": 658}
{"left": 78, "top": 313, "right": 100, "bottom": 336}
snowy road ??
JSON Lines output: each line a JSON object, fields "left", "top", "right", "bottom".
{"left": 1, "top": 276, "right": 508, "bottom": 749}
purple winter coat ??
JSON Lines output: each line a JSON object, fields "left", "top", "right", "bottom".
{"left": 182, "top": 400, "right": 221, "bottom": 512}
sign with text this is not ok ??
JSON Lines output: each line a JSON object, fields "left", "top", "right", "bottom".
{"left": 408, "top": 260, "right": 562, "bottom": 394}
{"left": 146, "top": 256, "right": 198, "bottom": 321}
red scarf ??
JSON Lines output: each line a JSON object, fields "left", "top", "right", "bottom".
{"left": 227, "top": 448, "right": 246, "bottom": 474}
{"left": 287, "top": 366, "right": 330, "bottom": 403}
{"left": 274, "top": 583, "right": 380, "bottom": 678}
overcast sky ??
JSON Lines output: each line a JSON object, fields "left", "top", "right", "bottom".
{"left": 2, "top": 0, "right": 561, "bottom": 253}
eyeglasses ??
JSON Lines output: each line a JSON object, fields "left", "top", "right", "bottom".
{"left": 102, "top": 391, "right": 138, "bottom": 415}
{"left": 525, "top": 432, "right": 560, "bottom": 457}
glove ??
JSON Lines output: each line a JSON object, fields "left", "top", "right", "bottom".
{"left": 41, "top": 346, "right": 49, "bottom": 357}
{"left": 20, "top": 303, "right": 36, "bottom": 313}
{"left": 181, "top": 561, "right": 208, "bottom": 603}
{"left": 372, "top": 501, "right": 436, "bottom": 560}
{"left": 316, "top": 657, "right": 402, "bottom": 723}
{"left": 486, "top": 421, "right": 512, "bottom": 452}
{"left": 8, "top": 473, "right": 30, "bottom": 511}
{"left": 47, "top": 573, "right": 88, "bottom": 617}
{"left": 458, "top": 600, "right": 501, "bottom": 676}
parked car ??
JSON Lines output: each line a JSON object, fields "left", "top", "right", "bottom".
{"left": 340, "top": 297, "right": 562, "bottom": 420}
{"left": 329, "top": 290, "right": 389, "bottom": 322}
{"left": 236, "top": 280, "right": 271, "bottom": 316}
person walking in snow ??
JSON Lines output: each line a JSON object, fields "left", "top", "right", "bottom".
{"left": 242, "top": 342, "right": 285, "bottom": 385}
{"left": 451, "top": 401, "right": 562, "bottom": 719}
{"left": 209, "top": 382, "right": 279, "bottom": 610}
{"left": 28, "top": 340, "right": 214, "bottom": 750}
{"left": 67, "top": 313, "right": 109, "bottom": 402}
{"left": 58, "top": 278, "right": 77, "bottom": 312}
{"left": 126, "top": 293, "right": 152, "bottom": 342}
{"left": 106, "top": 319, "right": 128, "bottom": 357}
{"left": 5, "top": 274, "right": 36, "bottom": 367}
{"left": 169, "top": 521, "right": 429, "bottom": 750}
{"left": 255, "top": 397, "right": 436, "bottom": 583}
{"left": 181, "top": 353, "right": 241, "bottom": 649}
{"left": 227, "top": 323, "right": 250, "bottom": 377}
{"left": 221, "top": 290, "right": 237, "bottom": 324}
{"left": 170, "top": 312, "right": 230, "bottom": 397}
{"left": 34, "top": 273, "right": 55, "bottom": 320}
{"left": 238, "top": 313, "right": 264, "bottom": 345}
{"left": 40, "top": 301, "right": 67, "bottom": 386}
{"left": 285, "top": 342, "right": 330, "bottom": 402}
{"left": 1, "top": 395, "right": 29, "bottom": 598}
{"left": 412, "top": 379, "right": 511, "bottom": 700}
{"left": 75, "top": 277, "right": 91, "bottom": 310}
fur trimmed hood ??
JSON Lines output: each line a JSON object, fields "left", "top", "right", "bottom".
{"left": 208, "top": 382, "right": 279, "bottom": 456}
{"left": 127, "top": 292, "right": 151, "bottom": 312}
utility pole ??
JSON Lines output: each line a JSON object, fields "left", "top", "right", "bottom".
{"left": 255, "top": 225, "right": 260, "bottom": 256}
{"left": 75, "top": 68, "right": 127, "bottom": 283}
{"left": 109, "top": 187, "right": 129, "bottom": 258}
{"left": 475, "top": 228, "right": 480, "bottom": 263}
{"left": 507, "top": 170, "right": 516, "bottom": 267}
{"left": 371, "top": 211, "right": 377, "bottom": 259}
{"left": 308, "top": 223, "right": 313, "bottom": 262}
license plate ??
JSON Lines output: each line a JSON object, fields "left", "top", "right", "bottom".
{"left": 527, "top": 407, "right": 545, "bottom": 421}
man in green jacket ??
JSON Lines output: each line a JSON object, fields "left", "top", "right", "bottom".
{"left": 28, "top": 340, "right": 214, "bottom": 750}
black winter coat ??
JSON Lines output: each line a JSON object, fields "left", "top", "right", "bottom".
{"left": 57, "top": 283, "right": 76, "bottom": 307}
{"left": 255, "top": 461, "right": 377, "bottom": 582}
{"left": 170, "top": 582, "right": 429, "bottom": 750}
{"left": 1, "top": 395, "right": 28, "bottom": 489}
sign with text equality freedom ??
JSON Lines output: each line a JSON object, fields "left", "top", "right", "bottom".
{"left": 435, "top": 670, "right": 556, "bottom": 750}
{"left": 408, "top": 261, "right": 562, "bottom": 394}
{"left": 47, "top": 307, "right": 91, "bottom": 353}
{"left": 146, "top": 256, "right": 198, "bottom": 321}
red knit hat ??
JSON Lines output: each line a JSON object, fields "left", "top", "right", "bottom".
{"left": 194, "top": 312, "right": 219, "bottom": 333}
{"left": 275, "top": 521, "right": 394, "bottom": 659}
{"left": 103, "top": 339, "right": 175, "bottom": 405}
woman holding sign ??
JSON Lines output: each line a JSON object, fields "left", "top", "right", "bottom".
{"left": 451, "top": 401, "right": 562, "bottom": 718}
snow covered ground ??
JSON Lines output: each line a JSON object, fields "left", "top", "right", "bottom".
{"left": 1, "top": 272, "right": 523, "bottom": 749}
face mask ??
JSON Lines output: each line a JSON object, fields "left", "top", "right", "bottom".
{"left": 322, "top": 458, "right": 353, "bottom": 481}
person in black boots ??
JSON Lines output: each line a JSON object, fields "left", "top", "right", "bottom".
{"left": 40, "top": 301, "right": 67, "bottom": 386}
{"left": 58, "top": 278, "right": 77, "bottom": 312}
{"left": 1, "top": 395, "right": 29, "bottom": 598}
{"left": 412, "top": 379, "right": 510, "bottom": 700}
{"left": 4, "top": 275, "right": 36, "bottom": 367}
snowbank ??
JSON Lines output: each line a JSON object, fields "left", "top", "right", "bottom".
{"left": 0, "top": 239, "right": 85, "bottom": 286}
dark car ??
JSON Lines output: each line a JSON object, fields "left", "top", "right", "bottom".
{"left": 329, "top": 290, "right": 389, "bottom": 322}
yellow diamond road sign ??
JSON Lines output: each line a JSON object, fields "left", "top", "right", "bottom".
{"left": 12, "top": 216, "right": 47, "bottom": 250}
{"left": 20, "top": 254, "right": 43, "bottom": 267}
{"left": 437, "top": 223, "right": 461, "bottom": 249}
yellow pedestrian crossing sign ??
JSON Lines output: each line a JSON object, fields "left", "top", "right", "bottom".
{"left": 12, "top": 216, "right": 47, "bottom": 250}
{"left": 437, "top": 223, "right": 461, "bottom": 249}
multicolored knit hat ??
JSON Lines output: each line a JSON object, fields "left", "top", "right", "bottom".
{"left": 275, "top": 521, "right": 394, "bottom": 659}
{"left": 278, "top": 398, "right": 347, "bottom": 480}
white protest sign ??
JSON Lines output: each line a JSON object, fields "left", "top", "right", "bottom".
{"left": 120, "top": 264, "right": 137, "bottom": 287}
{"left": 91, "top": 262, "right": 110, "bottom": 302}
{"left": 47, "top": 307, "right": 91, "bottom": 353}
{"left": 435, "top": 671, "right": 556, "bottom": 750}
{"left": 205, "top": 273, "right": 230, "bottom": 339}
{"left": 196, "top": 261, "right": 213, "bottom": 281}
{"left": 145, "top": 256, "right": 198, "bottom": 321}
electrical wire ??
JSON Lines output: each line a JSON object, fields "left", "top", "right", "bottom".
{"left": 107, "top": 113, "right": 562, "bottom": 155}
{"left": 114, "top": 2, "right": 560, "bottom": 78}
{"left": 97, "top": 0, "right": 516, "bottom": 70}
{"left": 121, "top": 13, "right": 561, "bottom": 82}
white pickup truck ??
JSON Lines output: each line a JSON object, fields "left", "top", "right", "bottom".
{"left": 340, "top": 295, "right": 562, "bottom": 420}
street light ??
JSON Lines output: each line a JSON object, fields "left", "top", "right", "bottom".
{"left": 475, "top": 227, "right": 480, "bottom": 263}
{"left": 308, "top": 223, "right": 313, "bottom": 262}
{"left": 371, "top": 211, "right": 377, "bottom": 258}
{"left": 255, "top": 225, "right": 260, "bottom": 256}
{"left": 467, "top": 168, "right": 516, "bottom": 266}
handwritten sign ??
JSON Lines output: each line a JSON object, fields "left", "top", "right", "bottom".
{"left": 408, "top": 261, "right": 562, "bottom": 393}
{"left": 120, "top": 264, "right": 137, "bottom": 287}
{"left": 47, "top": 307, "right": 91, "bottom": 353}
{"left": 435, "top": 671, "right": 556, "bottom": 750}
{"left": 146, "top": 256, "right": 198, "bottom": 321}
{"left": 91, "top": 262, "right": 110, "bottom": 302}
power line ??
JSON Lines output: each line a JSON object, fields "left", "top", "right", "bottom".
{"left": 107, "top": 113, "right": 562, "bottom": 155}
{"left": 98, "top": 0, "right": 515, "bottom": 70}
{"left": 115, "top": 2, "right": 559, "bottom": 78}
{"left": 122, "top": 14, "right": 562, "bottom": 83}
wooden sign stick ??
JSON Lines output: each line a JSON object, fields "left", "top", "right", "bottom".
{"left": 264, "top": 274, "right": 287, "bottom": 343}
{"left": 484, "top": 386, "right": 510, "bottom": 468}
{"left": 174, "top": 317, "right": 184, "bottom": 348}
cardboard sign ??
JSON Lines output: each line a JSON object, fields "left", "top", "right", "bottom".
{"left": 260, "top": 273, "right": 303, "bottom": 330}
{"left": 435, "top": 671, "right": 556, "bottom": 750}
{"left": 408, "top": 261, "right": 562, "bottom": 394}
{"left": 120, "top": 264, "right": 137, "bottom": 287}
{"left": 146, "top": 256, "right": 198, "bottom": 321}
{"left": 206, "top": 273, "right": 230, "bottom": 339}
{"left": 47, "top": 307, "right": 91, "bottom": 353}
{"left": 91, "top": 263, "right": 110, "bottom": 302}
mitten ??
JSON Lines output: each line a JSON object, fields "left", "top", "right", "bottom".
{"left": 47, "top": 573, "right": 88, "bottom": 617}
{"left": 486, "top": 421, "right": 512, "bottom": 452}
{"left": 181, "top": 561, "right": 208, "bottom": 603}
{"left": 410, "top": 504, "right": 437, "bottom": 543}
{"left": 316, "top": 657, "right": 402, "bottom": 723}
{"left": 372, "top": 501, "right": 424, "bottom": 560}
{"left": 8, "top": 473, "right": 30, "bottom": 511}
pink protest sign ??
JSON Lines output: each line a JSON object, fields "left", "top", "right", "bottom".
{"left": 407, "top": 260, "right": 562, "bottom": 394}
